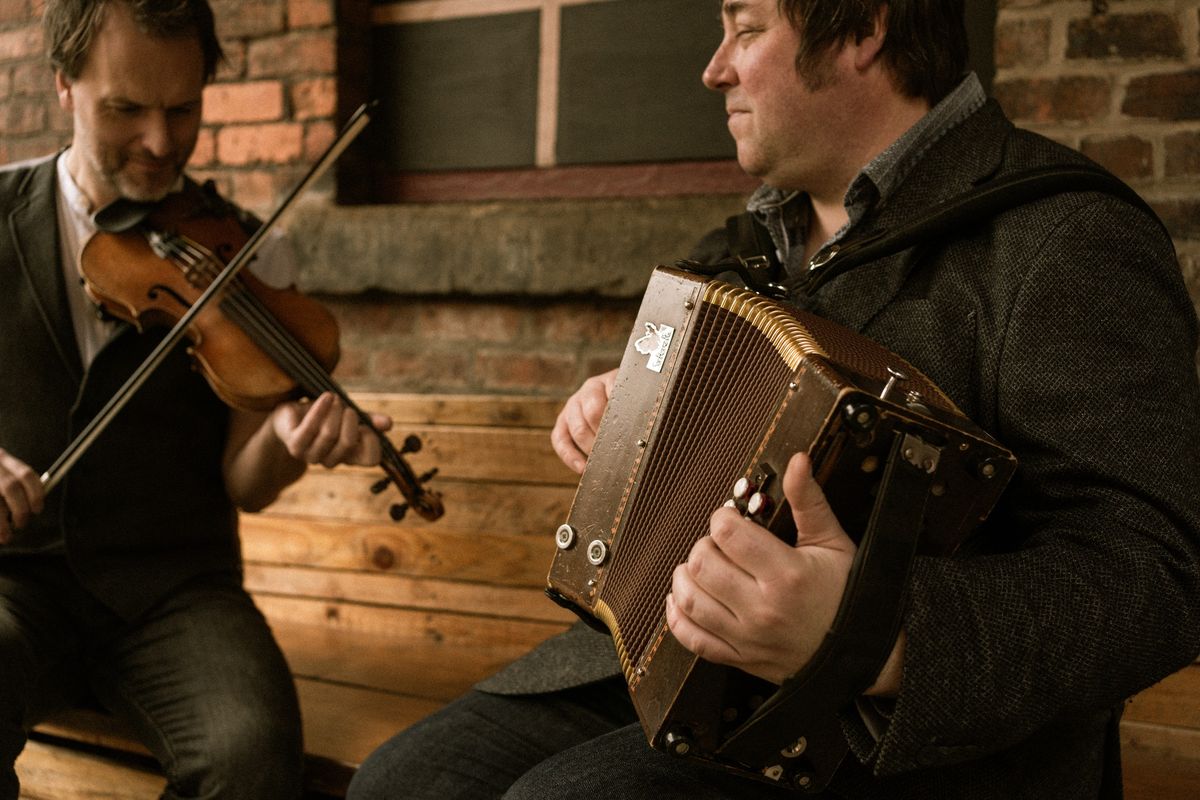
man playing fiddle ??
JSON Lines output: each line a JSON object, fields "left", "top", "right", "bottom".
{"left": 0, "top": 1, "right": 388, "bottom": 797}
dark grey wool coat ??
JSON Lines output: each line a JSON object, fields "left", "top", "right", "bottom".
{"left": 481, "top": 100, "right": 1200, "bottom": 799}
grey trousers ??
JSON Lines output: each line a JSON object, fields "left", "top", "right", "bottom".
{"left": 0, "top": 556, "right": 303, "bottom": 800}
{"left": 346, "top": 678, "right": 802, "bottom": 800}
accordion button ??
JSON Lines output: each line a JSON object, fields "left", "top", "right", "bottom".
{"left": 587, "top": 540, "right": 608, "bottom": 565}
{"left": 747, "top": 492, "right": 773, "bottom": 517}
{"left": 975, "top": 457, "right": 1002, "bottom": 479}
{"left": 782, "top": 736, "right": 808, "bottom": 757}
{"left": 733, "top": 477, "right": 755, "bottom": 499}
{"left": 555, "top": 524, "right": 577, "bottom": 549}
{"left": 664, "top": 730, "right": 694, "bottom": 757}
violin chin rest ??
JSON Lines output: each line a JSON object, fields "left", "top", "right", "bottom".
{"left": 93, "top": 198, "right": 157, "bottom": 233}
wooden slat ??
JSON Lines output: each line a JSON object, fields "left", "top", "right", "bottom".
{"left": 1125, "top": 665, "right": 1200, "bottom": 730}
{"left": 258, "top": 601, "right": 567, "bottom": 697}
{"left": 310, "top": 423, "right": 576, "bottom": 486}
{"left": 245, "top": 563, "right": 573, "bottom": 624}
{"left": 350, "top": 392, "right": 564, "bottom": 429}
{"left": 1121, "top": 720, "right": 1200, "bottom": 800}
{"left": 404, "top": 423, "right": 577, "bottom": 485}
{"left": 241, "top": 514, "right": 563, "bottom": 586}
{"left": 16, "top": 738, "right": 164, "bottom": 800}
{"left": 258, "top": 594, "right": 566, "bottom": 652}
{"left": 297, "top": 678, "right": 444, "bottom": 768}
{"left": 269, "top": 618, "right": 550, "bottom": 701}
{"left": 255, "top": 475, "right": 574, "bottom": 532}
{"left": 33, "top": 709, "right": 146, "bottom": 758}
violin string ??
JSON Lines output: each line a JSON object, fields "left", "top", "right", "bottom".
{"left": 167, "top": 236, "right": 332, "bottom": 394}
{"left": 173, "top": 237, "right": 412, "bottom": 479}
{"left": 164, "top": 235, "right": 413, "bottom": 479}
{"left": 177, "top": 239, "right": 345, "bottom": 399}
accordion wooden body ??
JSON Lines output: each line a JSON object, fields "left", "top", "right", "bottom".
{"left": 546, "top": 265, "right": 1015, "bottom": 791}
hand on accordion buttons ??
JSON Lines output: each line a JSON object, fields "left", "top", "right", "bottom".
{"left": 551, "top": 368, "right": 618, "bottom": 474}
{"left": 666, "top": 451, "right": 858, "bottom": 686}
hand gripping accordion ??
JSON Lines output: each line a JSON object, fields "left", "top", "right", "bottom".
{"left": 545, "top": 264, "right": 1016, "bottom": 792}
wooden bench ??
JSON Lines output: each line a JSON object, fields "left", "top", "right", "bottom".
{"left": 1121, "top": 662, "right": 1200, "bottom": 797}
{"left": 16, "top": 392, "right": 579, "bottom": 798}
{"left": 12, "top": 392, "right": 1200, "bottom": 798}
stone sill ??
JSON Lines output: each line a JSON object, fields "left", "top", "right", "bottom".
{"left": 284, "top": 194, "right": 747, "bottom": 299}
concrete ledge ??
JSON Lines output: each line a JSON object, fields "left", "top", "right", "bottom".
{"left": 284, "top": 194, "right": 747, "bottom": 298}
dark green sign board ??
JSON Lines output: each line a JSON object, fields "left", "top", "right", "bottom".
{"left": 367, "top": 0, "right": 996, "bottom": 174}
{"left": 556, "top": 0, "right": 733, "bottom": 164}
{"left": 371, "top": 12, "right": 542, "bottom": 171}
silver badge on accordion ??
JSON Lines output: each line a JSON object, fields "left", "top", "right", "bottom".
{"left": 634, "top": 322, "right": 675, "bottom": 373}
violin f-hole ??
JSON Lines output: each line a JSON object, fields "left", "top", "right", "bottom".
{"left": 146, "top": 283, "right": 192, "bottom": 312}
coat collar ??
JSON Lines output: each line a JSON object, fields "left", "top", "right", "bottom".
{"left": 6, "top": 154, "right": 84, "bottom": 381}
{"left": 805, "top": 100, "right": 1012, "bottom": 333}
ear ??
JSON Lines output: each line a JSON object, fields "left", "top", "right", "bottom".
{"left": 851, "top": 5, "right": 888, "bottom": 72}
{"left": 55, "top": 72, "right": 74, "bottom": 112}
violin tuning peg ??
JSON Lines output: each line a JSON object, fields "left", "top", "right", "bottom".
{"left": 370, "top": 476, "right": 392, "bottom": 495}
{"left": 417, "top": 468, "right": 439, "bottom": 484}
{"left": 389, "top": 503, "right": 409, "bottom": 522}
{"left": 400, "top": 435, "right": 422, "bottom": 455}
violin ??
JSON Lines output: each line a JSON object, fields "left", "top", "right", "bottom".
{"left": 81, "top": 184, "right": 341, "bottom": 412}
{"left": 40, "top": 103, "right": 443, "bottom": 523}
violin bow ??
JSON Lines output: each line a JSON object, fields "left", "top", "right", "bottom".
{"left": 41, "top": 103, "right": 391, "bottom": 497}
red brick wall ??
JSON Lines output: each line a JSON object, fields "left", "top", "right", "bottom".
{"left": 2, "top": 0, "right": 1197, "bottom": 395}
{"left": 328, "top": 294, "right": 635, "bottom": 395}
{"left": 191, "top": 0, "right": 339, "bottom": 213}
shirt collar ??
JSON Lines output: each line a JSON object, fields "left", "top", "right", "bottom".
{"left": 56, "top": 149, "right": 95, "bottom": 229}
{"left": 746, "top": 72, "right": 987, "bottom": 268}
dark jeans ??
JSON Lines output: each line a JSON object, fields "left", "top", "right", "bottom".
{"left": 0, "top": 556, "right": 302, "bottom": 800}
{"left": 346, "top": 678, "right": 801, "bottom": 800}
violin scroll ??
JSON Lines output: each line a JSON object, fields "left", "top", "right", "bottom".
{"left": 371, "top": 461, "right": 444, "bottom": 522}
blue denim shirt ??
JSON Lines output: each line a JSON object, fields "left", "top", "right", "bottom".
{"left": 746, "top": 72, "right": 987, "bottom": 283}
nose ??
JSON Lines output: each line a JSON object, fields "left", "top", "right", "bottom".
{"left": 703, "top": 36, "right": 736, "bottom": 92}
{"left": 139, "top": 110, "right": 172, "bottom": 158}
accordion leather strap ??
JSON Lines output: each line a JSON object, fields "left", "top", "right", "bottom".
{"left": 726, "top": 211, "right": 781, "bottom": 270}
{"left": 694, "top": 166, "right": 1154, "bottom": 302}
{"left": 799, "top": 164, "right": 1163, "bottom": 295}
{"left": 717, "top": 430, "right": 936, "bottom": 772}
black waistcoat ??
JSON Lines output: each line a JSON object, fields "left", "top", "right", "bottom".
{"left": 0, "top": 156, "right": 239, "bottom": 621}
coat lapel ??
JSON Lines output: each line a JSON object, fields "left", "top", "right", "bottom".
{"left": 809, "top": 100, "right": 1013, "bottom": 334}
{"left": 7, "top": 156, "right": 84, "bottom": 381}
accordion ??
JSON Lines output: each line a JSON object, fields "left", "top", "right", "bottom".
{"left": 546, "top": 265, "right": 1015, "bottom": 791}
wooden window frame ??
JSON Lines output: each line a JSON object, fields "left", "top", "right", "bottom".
{"left": 338, "top": 0, "right": 995, "bottom": 204}
{"left": 335, "top": 0, "right": 755, "bottom": 204}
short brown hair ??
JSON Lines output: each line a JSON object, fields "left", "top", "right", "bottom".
{"left": 44, "top": 0, "right": 223, "bottom": 82}
{"left": 779, "top": 0, "right": 968, "bottom": 104}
